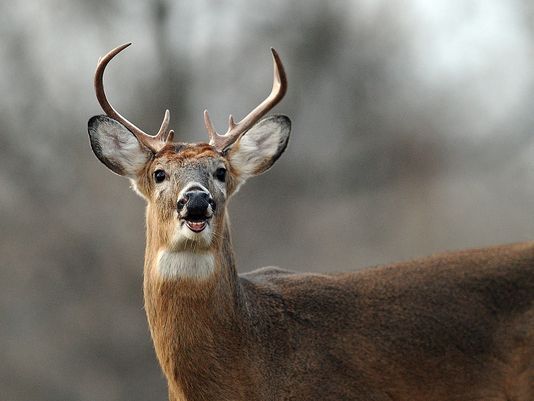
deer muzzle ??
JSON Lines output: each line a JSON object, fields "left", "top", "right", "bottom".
{"left": 177, "top": 188, "right": 215, "bottom": 233}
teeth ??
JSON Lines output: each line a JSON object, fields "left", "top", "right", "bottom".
{"left": 185, "top": 220, "right": 207, "bottom": 232}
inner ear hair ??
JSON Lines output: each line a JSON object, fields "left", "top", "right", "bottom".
{"left": 88, "top": 115, "right": 152, "bottom": 178}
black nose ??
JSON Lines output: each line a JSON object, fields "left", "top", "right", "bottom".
{"left": 177, "top": 191, "right": 215, "bottom": 217}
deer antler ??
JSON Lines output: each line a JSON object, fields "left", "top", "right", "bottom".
{"left": 94, "top": 43, "right": 174, "bottom": 153}
{"left": 204, "top": 48, "right": 288, "bottom": 151}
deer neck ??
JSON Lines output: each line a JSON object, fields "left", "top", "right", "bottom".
{"left": 143, "top": 206, "right": 238, "bottom": 282}
{"left": 142, "top": 210, "right": 246, "bottom": 398}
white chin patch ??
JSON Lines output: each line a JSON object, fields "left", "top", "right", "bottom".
{"left": 157, "top": 250, "right": 215, "bottom": 280}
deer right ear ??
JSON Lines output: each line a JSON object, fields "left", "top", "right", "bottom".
{"left": 88, "top": 115, "right": 152, "bottom": 178}
{"left": 226, "top": 115, "right": 291, "bottom": 182}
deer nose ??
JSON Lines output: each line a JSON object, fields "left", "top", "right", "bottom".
{"left": 178, "top": 190, "right": 215, "bottom": 217}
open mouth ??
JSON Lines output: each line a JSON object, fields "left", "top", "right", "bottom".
{"left": 183, "top": 218, "right": 209, "bottom": 233}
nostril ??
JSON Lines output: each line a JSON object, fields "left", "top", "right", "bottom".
{"left": 177, "top": 197, "right": 187, "bottom": 211}
{"left": 209, "top": 198, "right": 216, "bottom": 212}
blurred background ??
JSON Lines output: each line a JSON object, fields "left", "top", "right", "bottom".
{"left": 2, "top": 0, "right": 534, "bottom": 400}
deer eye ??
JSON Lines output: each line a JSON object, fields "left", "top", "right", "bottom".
{"left": 215, "top": 167, "right": 227, "bottom": 182}
{"left": 154, "top": 169, "right": 166, "bottom": 183}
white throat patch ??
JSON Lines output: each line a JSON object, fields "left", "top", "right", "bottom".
{"left": 156, "top": 250, "right": 215, "bottom": 280}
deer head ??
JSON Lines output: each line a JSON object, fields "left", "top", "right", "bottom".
{"left": 87, "top": 44, "right": 290, "bottom": 262}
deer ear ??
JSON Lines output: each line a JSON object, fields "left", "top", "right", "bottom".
{"left": 88, "top": 115, "right": 152, "bottom": 178}
{"left": 227, "top": 115, "right": 290, "bottom": 181}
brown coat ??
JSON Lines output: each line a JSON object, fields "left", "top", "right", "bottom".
{"left": 144, "top": 239, "right": 534, "bottom": 401}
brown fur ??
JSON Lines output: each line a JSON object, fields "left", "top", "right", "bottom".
{"left": 131, "top": 144, "right": 534, "bottom": 401}
{"left": 87, "top": 44, "right": 532, "bottom": 397}
{"left": 85, "top": 115, "right": 533, "bottom": 400}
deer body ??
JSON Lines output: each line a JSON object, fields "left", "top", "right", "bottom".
{"left": 144, "top": 230, "right": 534, "bottom": 401}
{"left": 88, "top": 44, "right": 534, "bottom": 401}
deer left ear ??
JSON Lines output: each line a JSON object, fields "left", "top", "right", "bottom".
{"left": 88, "top": 115, "right": 152, "bottom": 178}
{"left": 227, "top": 115, "right": 291, "bottom": 180}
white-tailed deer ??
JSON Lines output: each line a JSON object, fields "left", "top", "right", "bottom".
{"left": 87, "top": 43, "right": 534, "bottom": 401}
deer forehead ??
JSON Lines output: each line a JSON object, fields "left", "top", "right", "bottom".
{"left": 155, "top": 143, "right": 221, "bottom": 162}
{"left": 151, "top": 144, "right": 223, "bottom": 171}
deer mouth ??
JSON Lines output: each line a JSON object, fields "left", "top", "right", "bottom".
{"left": 183, "top": 217, "right": 209, "bottom": 233}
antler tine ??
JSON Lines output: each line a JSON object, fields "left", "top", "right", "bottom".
{"left": 156, "top": 109, "right": 171, "bottom": 140}
{"left": 228, "top": 115, "right": 237, "bottom": 129}
{"left": 94, "top": 43, "right": 173, "bottom": 153}
{"left": 204, "top": 48, "right": 288, "bottom": 151}
{"left": 203, "top": 109, "right": 217, "bottom": 144}
{"left": 166, "top": 129, "right": 175, "bottom": 143}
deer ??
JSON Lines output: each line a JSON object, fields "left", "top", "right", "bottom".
{"left": 87, "top": 43, "right": 534, "bottom": 401}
